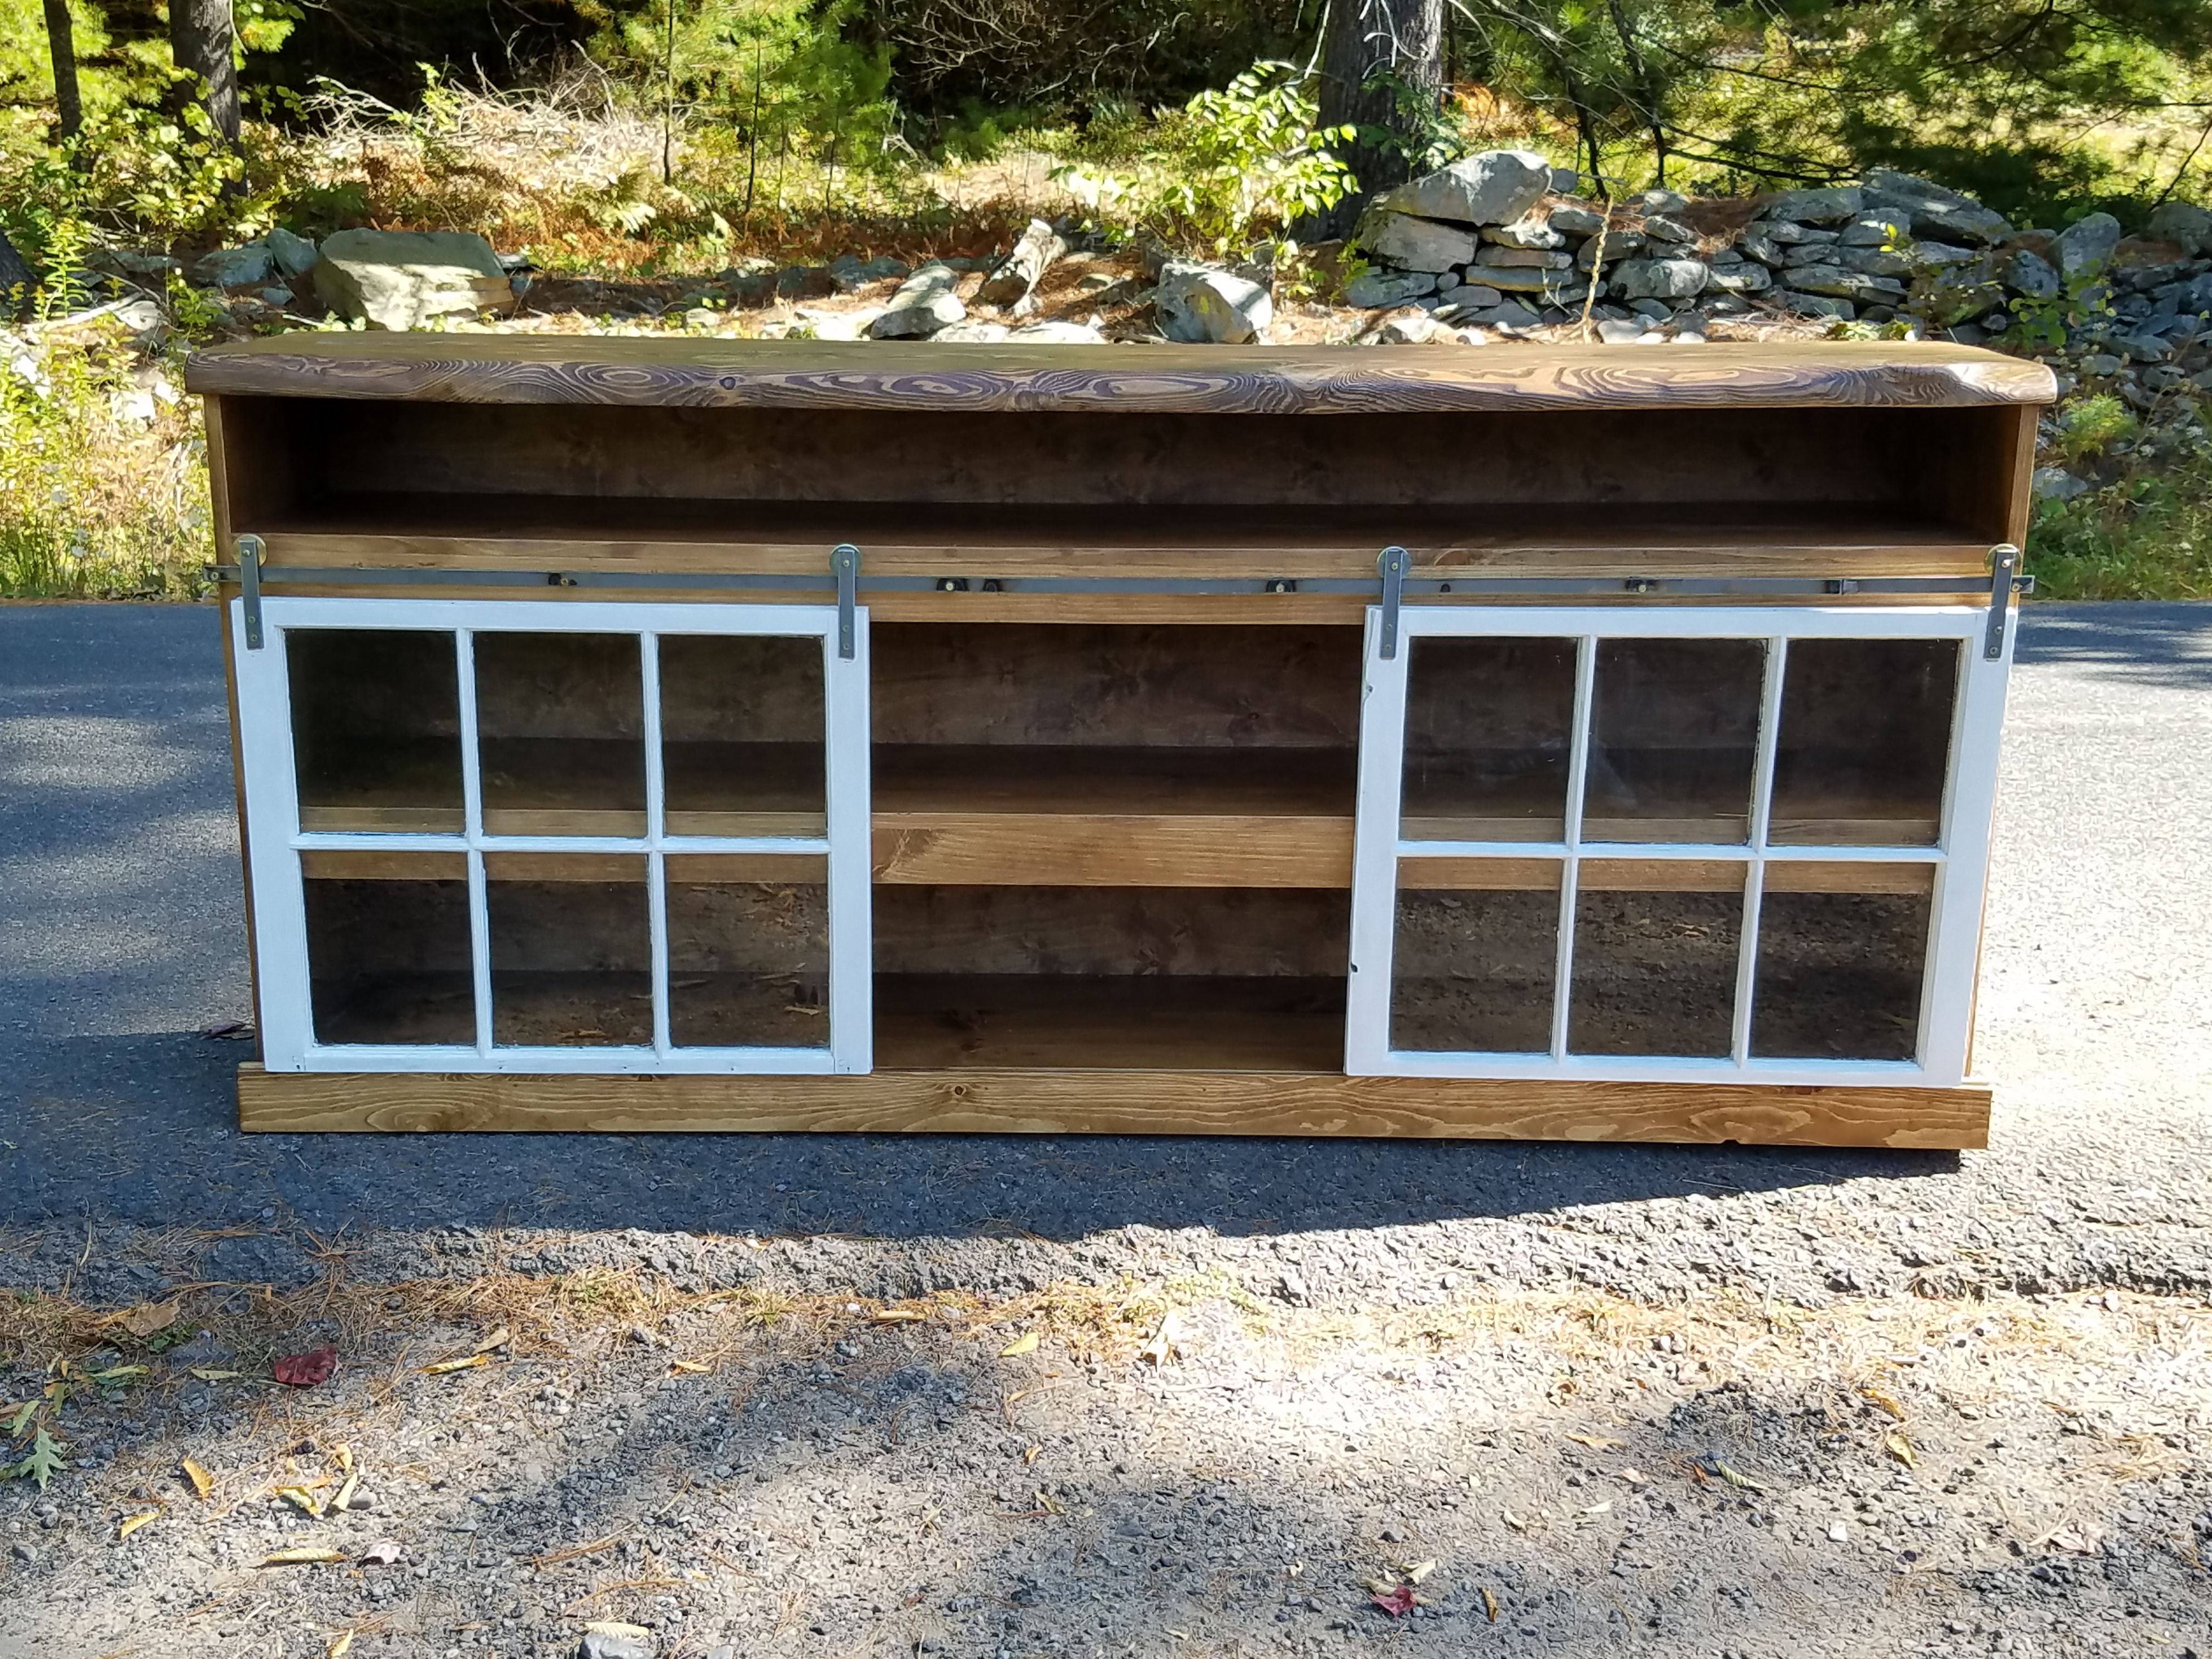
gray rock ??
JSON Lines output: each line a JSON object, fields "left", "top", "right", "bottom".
{"left": 578, "top": 1624, "right": 657, "bottom": 1659}
{"left": 1154, "top": 261, "right": 1271, "bottom": 343}
{"left": 1549, "top": 166, "right": 1583, "bottom": 193}
{"left": 2006, "top": 249, "right": 2062, "bottom": 298}
{"left": 1576, "top": 231, "right": 1645, "bottom": 269}
{"left": 1736, "top": 229, "right": 1784, "bottom": 267}
{"left": 1377, "top": 149, "right": 1553, "bottom": 228}
{"left": 1370, "top": 313, "right": 1452, "bottom": 344}
{"left": 1471, "top": 299, "right": 1543, "bottom": 331}
{"left": 1838, "top": 212, "right": 1910, "bottom": 247}
{"left": 1912, "top": 241, "right": 1980, "bottom": 268}
{"left": 2146, "top": 201, "right": 2212, "bottom": 256}
{"left": 1484, "top": 213, "right": 1565, "bottom": 251}
{"left": 2115, "top": 332, "right": 2173, "bottom": 363}
{"left": 929, "top": 319, "right": 1009, "bottom": 342}
{"left": 1637, "top": 188, "right": 1690, "bottom": 215}
{"left": 313, "top": 229, "right": 512, "bottom": 330}
{"left": 2054, "top": 213, "right": 2123, "bottom": 276}
{"left": 1627, "top": 297, "right": 1674, "bottom": 321}
{"left": 1596, "top": 317, "right": 1657, "bottom": 343}
{"left": 1641, "top": 214, "right": 1697, "bottom": 245}
{"left": 1006, "top": 320, "right": 1107, "bottom": 343}
{"left": 1764, "top": 222, "right": 1837, "bottom": 245}
{"left": 1832, "top": 244, "right": 1913, "bottom": 278}
{"left": 1775, "top": 290, "right": 1857, "bottom": 320}
{"left": 1358, "top": 211, "right": 1480, "bottom": 272}
{"left": 2078, "top": 351, "right": 2124, "bottom": 375}
{"left": 1433, "top": 281, "right": 1504, "bottom": 310}
{"left": 2032, "top": 466, "right": 2091, "bottom": 501}
{"left": 1344, "top": 269, "right": 1437, "bottom": 308}
{"left": 1785, "top": 263, "right": 1906, "bottom": 303}
{"left": 1478, "top": 247, "right": 1572, "bottom": 269}
{"left": 265, "top": 228, "right": 317, "bottom": 282}
{"left": 96, "top": 247, "right": 180, "bottom": 280}
{"left": 1613, "top": 258, "right": 1708, "bottom": 301}
{"left": 1861, "top": 168, "right": 2010, "bottom": 242}
{"left": 1920, "top": 277, "right": 2006, "bottom": 324}
{"left": 1463, "top": 263, "right": 1585, "bottom": 301}
{"left": 256, "top": 287, "right": 294, "bottom": 308}
{"left": 978, "top": 219, "right": 1065, "bottom": 306}
{"left": 1762, "top": 185, "right": 1863, "bottom": 225}
{"left": 190, "top": 242, "right": 274, "bottom": 288}
{"left": 1548, "top": 204, "right": 1608, "bottom": 237}
{"left": 1706, "top": 264, "right": 1771, "bottom": 294}
{"left": 868, "top": 263, "right": 967, "bottom": 338}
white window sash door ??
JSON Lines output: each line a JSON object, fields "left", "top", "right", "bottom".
{"left": 1345, "top": 603, "right": 2012, "bottom": 1087}
{"left": 231, "top": 596, "right": 872, "bottom": 1076}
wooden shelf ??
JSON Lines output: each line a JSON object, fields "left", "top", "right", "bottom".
{"left": 244, "top": 493, "right": 1996, "bottom": 580}
{"left": 873, "top": 973, "right": 1345, "bottom": 1071}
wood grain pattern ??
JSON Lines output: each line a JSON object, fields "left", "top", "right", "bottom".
{"left": 871, "top": 812, "right": 1353, "bottom": 886}
{"left": 187, "top": 338, "right": 2056, "bottom": 413}
{"left": 234, "top": 1063, "right": 1991, "bottom": 1148}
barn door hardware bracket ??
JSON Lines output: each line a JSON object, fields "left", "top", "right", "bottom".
{"left": 1984, "top": 543, "right": 2021, "bottom": 660}
{"left": 1376, "top": 546, "right": 1408, "bottom": 659}
{"left": 236, "top": 534, "right": 266, "bottom": 650}
{"left": 832, "top": 543, "right": 861, "bottom": 659}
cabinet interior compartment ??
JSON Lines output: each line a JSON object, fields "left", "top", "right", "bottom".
{"left": 300, "top": 852, "right": 473, "bottom": 1046}
{"left": 215, "top": 397, "right": 2030, "bottom": 557}
{"left": 873, "top": 886, "right": 1348, "bottom": 1070}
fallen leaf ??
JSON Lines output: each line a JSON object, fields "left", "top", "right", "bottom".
{"left": 87, "top": 1365, "right": 148, "bottom": 1382}
{"left": 1861, "top": 1386, "right": 1909, "bottom": 1421}
{"left": 199, "top": 1019, "right": 251, "bottom": 1040}
{"left": 272, "top": 1347, "right": 336, "bottom": 1389}
{"left": 1370, "top": 1583, "right": 1416, "bottom": 1617}
{"left": 472, "top": 1326, "right": 511, "bottom": 1355}
{"left": 1698, "top": 1454, "right": 1770, "bottom": 1493}
{"left": 1032, "top": 1488, "right": 1063, "bottom": 1515}
{"left": 1883, "top": 1432, "right": 1917, "bottom": 1470}
{"left": 872, "top": 1308, "right": 927, "bottom": 1324}
{"left": 358, "top": 1538, "right": 405, "bottom": 1566}
{"left": 1481, "top": 1585, "right": 1500, "bottom": 1623}
{"left": 1138, "top": 1310, "right": 1186, "bottom": 1367}
{"left": 1618, "top": 1468, "right": 1650, "bottom": 1487}
{"left": 278, "top": 1486, "right": 323, "bottom": 1517}
{"left": 326, "top": 1633, "right": 355, "bottom": 1659}
{"left": 419, "top": 1353, "right": 491, "bottom": 1376}
{"left": 1501, "top": 1510, "right": 1527, "bottom": 1532}
{"left": 669, "top": 1359, "right": 712, "bottom": 1375}
{"left": 117, "top": 1510, "right": 161, "bottom": 1540}
{"left": 1566, "top": 1434, "right": 1627, "bottom": 1452}
{"left": 2040, "top": 1523, "right": 2105, "bottom": 1556}
{"left": 332, "top": 1470, "right": 361, "bottom": 1513}
{"left": 334, "top": 1444, "right": 353, "bottom": 1475}
{"left": 259, "top": 1547, "right": 346, "bottom": 1567}
{"left": 181, "top": 1458, "right": 213, "bottom": 1500}
{"left": 1401, "top": 1558, "right": 1437, "bottom": 1584}
{"left": 998, "top": 1331, "right": 1040, "bottom": 1358}
{"left": 189, "top": 1368, "right": 243, "bottom": 1382}
{"left": 121, "top": 1301, "right": 182, "bottom": 1339}
{"left": 1023, "top": 1444, "right": 1042, "bottom": 1465}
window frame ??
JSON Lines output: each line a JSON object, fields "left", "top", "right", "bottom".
{"left": 1345, "top": 602, "right": 2012, "bottom": 1086}
{"left": 232, "top": 596, "right": 872, "bottom": 1076}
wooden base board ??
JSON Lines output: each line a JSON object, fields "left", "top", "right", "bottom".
{"left": 235, "top": 1064, "right": 1989, "bottom": 1148}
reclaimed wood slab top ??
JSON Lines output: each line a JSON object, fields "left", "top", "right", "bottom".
{"left": 185, "top": 336, "right": 2056, "bottom": 413}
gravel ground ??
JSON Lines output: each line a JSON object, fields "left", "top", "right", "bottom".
{"left": 0, "top": 600, "right": 2208, "bottom": 1657}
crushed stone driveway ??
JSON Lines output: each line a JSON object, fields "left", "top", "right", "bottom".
{"left": 0, "top": 600, "right": 2205, "bottom": 1312}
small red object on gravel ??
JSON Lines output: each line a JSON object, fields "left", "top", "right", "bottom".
{"left": 1370, "top": 1583, "right": 1415, "bottom": 1617}
{"left": 272, "top": 1345, "right": 336, "bottom": 1387}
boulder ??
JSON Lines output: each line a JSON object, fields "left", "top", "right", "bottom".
{"left": 2053, "top": 212, "right": 2123, "bottom": 276}
{"left": 191, "top": 242, "right": 274, "bottom": 288}
{"left": 1837, "top": 211, "right": 1910, "bottom": 247}
{"left": 978, "top": 219, "right": 1066, "bottom": 306}
{"left": 1641, "top": 214, "right": 1697, "bottom": 245}
{"left": 1343, "top": 269, "right": 1437, "bottom": 308}
{"left": 1576, "top": 231, "right": 1645, "bottom": 270}
{"left": 1154, "top": 261, "right": 1271, "bottom": 343}
{"left": 1912, "top": 241, "right": 1980, "bottom": 268}
{"left": 1761, "top": 185, "right": 1864, "bottom": 225}
{"left": 1434, "top": 281, "right": 1504, "bottom": 310}
{"left": 2146, "top": 201, "right": 2212, "bottom": 257}
{"left": 1705, "top": 264, "right": 1771, "bottom": 294}
{"left": 1784, "top": 263, "right": 1907, "bottom": 304}
{"left": 830, "top": 253, "right": 912, "bottom": 292}
{"left": 1612, "top": 258, "right": 1708, "bottom": 301}
{"left": 2032, "top": 466, "right": 2090, "bottom": 501}
{"left": 1764, "top": 221, "right": 1837, "bottom": 245}
{"left": 313, "top": 230, "right": 512, "bottom": 329}
{"left": 1547, "top": 204, "right": 1608, "bottom": 237}
{"left": 868, "top": 263, "right": 966, "bottom": 338}
{"left": 1464, "top": 261, "right": 1584, "bottom": 298}
{"left": 1376, "top": 150, "right": 1552, "bottom": 229}
{"left": 1484, "top": 213, "right": 1565, "bottom": 251}
{"left": 1479, "top": 247, "right": 1572, "bottom": 269}
{"left": 1736, "top": 229, "right": 1784, "bottom": 266}
{"left": 1358, "top": 211, "right": 1480, "bottom": 272}
{"left": 265, "top": 228, "right": 318, "bottom": 283}
{"left": 1860, "top": 168, "right": 2009, "bottom": 243}
{"left": 1637, "top": 188, "right": 1690, "bottom": 215}
{"left": 2005, "top": 249, "right": 2061, "bottom": 298}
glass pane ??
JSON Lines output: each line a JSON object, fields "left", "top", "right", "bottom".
{"left": 302, "top": 854, "right": 473, "bottom": 1045}
{"left": 666, "top": 856, "right": 831, "bottom": 1048}
{"left": 659, "top": 635, "right": 826, "bottom": 837}
{"left": 1390, "top": 862, "right": 1560, "bottom": 1053}
{"left": 1585, "top": 639, "right": 1765, "bottom": 844}
{"left": 1401, "top": 637, "right": 1577, "bottom": 842}
{"left": 1752, "top": 876, "right": 1932, "bottom": 1061}
{"left": 287, "top": 630, "right": 462, "bottom": 832}
{"left": 1569, "top": 878, "right": 1743, "bottom": 1057}
{"left": 474, "top": 634, "right": 646, "bottom": 837}
{"left": 1770, "top": 639, "right": 1958, "bottom": 847}
{"left": 487, "top": 855, "right": 651, "bottom": 1047}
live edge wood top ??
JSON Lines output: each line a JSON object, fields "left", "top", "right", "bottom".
{"left": 185, "top": 335, "right": 2057, "bottom": 414}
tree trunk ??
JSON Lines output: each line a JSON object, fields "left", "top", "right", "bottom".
{"left": 0, "top": 227, "right": 33, "bottom": 311}
{"left": 170, "top": 0, "right": 240, "bottom": 145}
{"left": 42, "top": 0, "right": 82, "bottom": 141}
{"left": 1314, "top": 0, "right": 1445, "bottom": 234}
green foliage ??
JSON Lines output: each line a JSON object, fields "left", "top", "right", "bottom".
{"left": 1053, "top": 63, "right": 1356, "bottom": 253}
{"left": 3, "top": 1423, "right": 67, "bottom": 1492}
{"left": 2007, "top": 266, "right": 2116, "bottom": 350}
{"left": 2052, "top": 394, "right": 2140, "bottom": 464}
{"left": 2028, "top": 445, "right": 2212, "bottom": 599}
